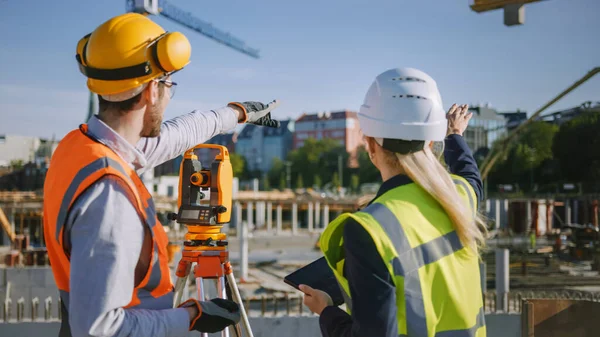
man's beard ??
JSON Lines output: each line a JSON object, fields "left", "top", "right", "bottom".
{"left": 140, "top": 106, "right": 162, "bottom": 138}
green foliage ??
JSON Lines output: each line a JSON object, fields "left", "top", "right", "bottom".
{"left": 331, "top": 172, "right": 340, "bottom": 188}
{"left": 296, "top": 174, "right": 304, "bottom": 189}
{"left": 268, "top": 158, "right": 285, "bottom": 188}
{"left": 488, "top": 121, "right": 559, "bottom": 191}
{"left": 229, "top": 153, "right": 246, "bottom": 177}
{"left": 552, "top": 110, "right": 600, "bottom": 182}
{"left": 350, "top": 174, "right": 360, "bottom": 193}
{"left": 279, "top": 172, "right": 286, "bottom": 191}
{"left": 314, "top": 175, "right": 322, "bottom": 189}
{"left": 357, "top": 147, "right": 380, "bottom": 184}
{"left": 286, "top": 138, "right": 349, "bottom": 187}
{"left": 262, "top": 175, "right": 270, "bottom": 191}
{"left": 9, "top": 159, "right": 24, "bottom": 170}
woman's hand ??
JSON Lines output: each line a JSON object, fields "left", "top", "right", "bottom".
{"left": 299, "top": 284, "right": 333, "bottom": 315}
{"left": 446, "top": 104, "right": 473, "bottom": 136}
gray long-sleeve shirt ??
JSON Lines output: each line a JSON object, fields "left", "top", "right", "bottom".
{"left": 65, "top": 107, "right": 239, "bottom": 337}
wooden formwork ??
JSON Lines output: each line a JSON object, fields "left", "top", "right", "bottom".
{"left": 521, "top": 298, "right": 600, "bottom": 336}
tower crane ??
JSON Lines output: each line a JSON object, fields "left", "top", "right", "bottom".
{"left": 126, "top": 0, "right": 260, "bottom": 59}
{"left": 87, "top": 0, "right": 261, "bottom": 121}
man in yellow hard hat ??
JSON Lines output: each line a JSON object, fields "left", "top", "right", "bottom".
{"left": 43, "top": 13, "right": 279, "bottom": 337}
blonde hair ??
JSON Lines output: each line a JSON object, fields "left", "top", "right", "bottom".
{"left": 381, "top": 141, "right": 487, "bottom": 256}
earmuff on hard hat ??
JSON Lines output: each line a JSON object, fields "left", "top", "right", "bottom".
{"left": 74, "top": 13, "right": 191, "bottom": 98}
{"left": 75, "top": 31, "right": 190, "bottom": 81}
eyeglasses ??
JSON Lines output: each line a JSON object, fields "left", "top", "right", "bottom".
{"left": 155, "top": 78, "right": 178, "bottom": 99}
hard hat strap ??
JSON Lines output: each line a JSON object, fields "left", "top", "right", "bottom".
{"left": 76, "top": 55, "right": 153, "bottom": 81}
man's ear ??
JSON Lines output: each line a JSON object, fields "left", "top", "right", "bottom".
{"left": 144, "top": 80, "right": 159, "bottom": 106}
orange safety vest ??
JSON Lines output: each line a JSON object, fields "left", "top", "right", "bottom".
{"left": 43, "top": 124, "right": 173, "bottom": 335}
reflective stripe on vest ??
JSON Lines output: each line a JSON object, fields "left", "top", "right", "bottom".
{"left": 363, "top": 202, "right": 485, "bottom": 337}
{"left": 320, "top": 176, "right": 485, "bottom": 337}
{"left": 43, "top": 126, "right": 174, "bottom": 336}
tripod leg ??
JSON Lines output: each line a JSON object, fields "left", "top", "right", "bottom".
{"left": 172, "top": 276, "right": 187, "bottom": 307}
{"left": 173, "top": 260, "right": 192, "bottom": 307}
{"left": 226, "top": 272, "right": 254, "bottom": 337}
{"left": 217, "top": 276, "right": 231, "bottom": 337}
{"left": 196, "top": 276, "right": 209, "bottom": 337}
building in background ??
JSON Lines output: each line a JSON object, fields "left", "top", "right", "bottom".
{"left": 499, "top": 110, "right": 528, "bottom": 131}
{"left": 464, "top": 105, "right": 507, "bottom": 153}
{"left": 0, "top": 135, "right": 49, "bottom": 168}
{"left": 293, "top": 111, "right": 362, "bottom": 154}
{"left": 537, "top": 101, "right": 600, "bottom": 125}
{"left": 235, "top": 119, "right": 295, "bottom": 173}
{"left": 0, "top": 135, "right": 59, "bottom": 191}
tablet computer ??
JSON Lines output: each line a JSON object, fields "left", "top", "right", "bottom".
{"left": 283, "top": 257, "right": 345, "bottom": 306}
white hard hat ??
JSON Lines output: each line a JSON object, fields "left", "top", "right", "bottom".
{"left": 358, "top": 67, "right": 447, "bottom": 144}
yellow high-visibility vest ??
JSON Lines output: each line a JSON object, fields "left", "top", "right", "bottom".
{"left": 320, "top": 175, "right": 486, "bottom": 337}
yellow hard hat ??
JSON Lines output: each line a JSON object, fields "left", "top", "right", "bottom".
{"left": 76, "top": 13, "right": 191, "bottom": 100}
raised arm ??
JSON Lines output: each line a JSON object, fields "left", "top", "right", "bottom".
{"left": 67, "top": 177, "right": 191, "bottom": 337}
{"left": 443, "top": 104, "right": 484, "bottom": 202}
{"left": 135, "top": 106, "right": 240, "bottom": 175}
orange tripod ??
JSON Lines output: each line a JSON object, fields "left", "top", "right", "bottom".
{"left": 170, "top": 145, "right": 253, "bottom": 337}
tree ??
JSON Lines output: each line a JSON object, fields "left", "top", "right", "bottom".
{"left": 279, "top": 173, "right": 286, "bottom": 191}
{"left": 268, "top": 158, "right": 285, "bottom": 188}
{"left": 9, "top": 159, "right": 24, "bottom": 170}
{"left": 296, "top": 174, "right": 304, "bottom": 189}
{"left": 488, "top": 121, "right": 559, "bottom": 191}
{"left": 331, "top": 172, "right": 340, "bottom": 188}
{"left": 314, "top": 175, "right": 322, "bottom": 189}
{"left": 287, "top": 138, "right": 349, "bottom": 188}
{"left": 553, "top": 110, "right": 600, "bottom": 183}
{"left": 350, "top": 174, "right": 360, "bottom": 193}
{"left": 262, "top": 175, "right": 270, "bottom": 191}
{"left": 229, "top": 153, "right": 246, "bottom": 177}
{"left": 357, "top": 147, "right": 380, "bottom": 184}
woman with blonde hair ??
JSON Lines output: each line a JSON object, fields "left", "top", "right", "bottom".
{"left": 301, "top": 67, "right": 488, "bottom": 337}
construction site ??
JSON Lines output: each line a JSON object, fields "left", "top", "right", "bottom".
{"left": 1, "top": 0, "right": 599, "bottom": 336}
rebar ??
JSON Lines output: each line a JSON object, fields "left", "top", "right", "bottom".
{"left": 31, "top": 297, "right": 39, "bottom": 321}
{"left": 4, "top": 298, "right": 11, "bottom": 322}
{"left": 17, "top": 297, "right": 24, "bottom": 322}
{"left": 45, "top": 297, "right": 52, "bottom": 321}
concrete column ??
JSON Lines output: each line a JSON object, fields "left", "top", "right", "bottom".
{"left": 323, "top": 204, "right": 330, "bottom": 228}
{"left": 573, "top": 200, "right": 579, "bottom": 224}
{"left": 502, "top": 199, "right": 509, "bottom": 229}
{"left": 485, "top": 199, "right": 491, "bottom": 216}
{"left": 276, "top": 204, "right": 283, "bottom": 234}
{"left": 235, "top": 202, "right": 242, "bottom": 238}
{"left": 495, "top": 249, "right": 509, "bottom": 312}
{"left": 315, "top": 202, "right": 321, "bottom": 228}
{"left": 240, "top": 220, "right": 249, "bottom": 280}
{"left": 495, "top": 199, "right": 501, "bottom": 230}
{"left": 246, "top": 202, "right": 254, "bottom": 231}
{"left": 257, "top": 202, "right": 266, "bottom": 228}
{"left": 565, "top": 199, "right": 571, "bottom": 225}
{"left": 292, "top": 203, "right": 298, "bottom": 235}
{"left": 307, "top": 202, "right": 314, "bottom": 232}
{"left": 267, "top": 202, "right": 273, "bottom": 232}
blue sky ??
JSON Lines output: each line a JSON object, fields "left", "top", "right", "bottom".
{"left": 0, "top": 0, "right": 598, "bottom": 139}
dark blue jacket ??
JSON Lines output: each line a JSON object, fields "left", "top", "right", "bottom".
{"left": 319, "top": 134, "right": 483, "bottom": 337}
